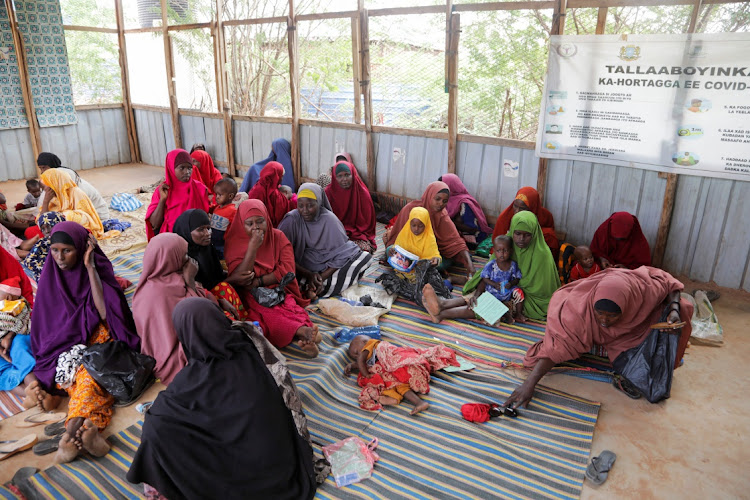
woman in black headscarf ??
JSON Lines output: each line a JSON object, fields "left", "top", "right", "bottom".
{"left": 127, "top": 298, "right": 317, "bottom": 500}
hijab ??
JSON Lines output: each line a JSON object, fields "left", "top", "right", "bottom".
{"left": 37, "top": 152, "right": 62, "bottom": 169}
{"left": 525, "top": 267, "right": 683, "bottom": 366}
{"left": 394, "top": 207, "right": 440, "bottom": 261}
{"left": 190, "top": 150, "right": 223, "bottom": 196}
{"left": 247, "top": 161, "right": 296, "bottom": 227}
{"left": 127, "top": 298, "right": 316, "bottom": 500}
{"left": 40, "top": 169, "right": 106, "bottom": 239}
{"left": 440, "top": 173, "right": 492, "bottom": 233}
{"left": 22, "top": 211, "right": 66, "bottom": 281}
{"left": 278, "top": 183, "right": 361, "bottom": 273}
{"left": 224, "top": 200, "right": 308, "bottom": 306}
{"left": 30, "top": 221, "right": 139, "bottom": 392}
{"left": 240, "top": 138, "right": 295, "bottom": 193}
{"left": 145, "top": 149, "right": 209, "bottom": 241}
{"left": 590, "top": 212, "right": 652, "bottom": 269}
{"left": 172, "top": 209, "right": 225, "bottom": 290}
{"left": 492, "top": 187, "right": 556, "bottom": 241}
{"left": 0, "top": 246, "right": 34, "bottom": 306}
{"left": 132, "top": 233, "right": 209, "bottom": 385}
{"left": 386, "top": 181, "right": 468, "bottom": 259}
{"left": 508, "top": 211, "right": 561, "bottom": 320}
{"left": 325, "top": 158, "right": 377, "bottom": 248}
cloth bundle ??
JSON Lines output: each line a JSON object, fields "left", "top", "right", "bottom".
{"left": 103, "top": 219, "right": 132, "bottom": 232}
{"left": 109, "top": 193, "right": 143, "bottom": 212}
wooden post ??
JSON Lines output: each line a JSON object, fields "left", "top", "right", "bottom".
{"left": 5, "top": 0, "right": 41, "bottom": 167}
{"left": 115, "top": 0, "right": 141, "bottom": 163}
{"left": 595, "top": 7, "right": 607, "bottom": 34}
{"left": 359, "top": 8, "right": 376, "bottom": 190}
{"left": 444, "top": 0, "right": 452, "bottom": 93}
{"left": 161, "top": 0, "right": 182, "bottom": 150}
{"left": 652, "top": 173, "right": 677, "bottom": 267}
{"left": 351, "top": 16, "right": 362, "bottom": 125}
{"left": 213, "top": 0, "right": 236, "bottom": 176}
{"left": 446, "top": 14, "right": 459, "bottom": 174}
{"left": 687, "top": 0, "right": 703, "bottom": 34}
{"left": 288, "top": 0, "right": 302, "bottom": 185}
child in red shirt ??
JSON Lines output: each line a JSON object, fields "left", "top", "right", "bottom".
{"left": 569, "top": 245, "right": 601, "bottom": 281}
{"left": 209, "top": 178, "right": 238, "bottom": 258}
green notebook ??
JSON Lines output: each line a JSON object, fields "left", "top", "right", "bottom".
{"left": 472, "top": 291, "right": 509, "bottom": 325}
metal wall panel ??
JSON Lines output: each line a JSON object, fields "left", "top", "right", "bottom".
{"left": 232, "top": 120, "right": 292, "bottom": 175}
{"left": 300, "top": 125, "right": 366, "bottom": 181}
{"left": 0, "top": 128, "right": 36, "bottom": 181}
{"left": 179, "top": 115, "right": 227, "bottom": 170}
{"left": 134, "top": 108, "right": 171, "bottom": 167}
{"left": 373, "top": 133, "right": 449, "bottom": 200}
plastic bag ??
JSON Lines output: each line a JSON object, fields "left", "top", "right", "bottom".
{"left": 612, "top": 307, "right": 678, "bottom": 403}
{"left": 334, "top": 325, "right": 382, "bottom": 343}
{"left": 314, "top": 299, "right": 386, "bottom": 327}
{"left": 681, "top": 292, "right": 723, "bottom": 346}
{"left": 82, "top": 341, "right": 156, "bottom": 406}
{"left": 342, "top": 284, "right": 396, "bottom": 311}
{"left": 375, "top": 260, "right": 451, "bottom": 307}
{"left": 250, "top": 272, "right": 295, "bottom": 308}
{"left": 322, "top": 437, "right": 379, "bottom": 488}
{"left": 476, "top": 237, "right": 493, "bottom": 258}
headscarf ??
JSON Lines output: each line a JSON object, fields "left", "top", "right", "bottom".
{"left": 22, "top": 211, "right": 66, "bottom": 281}
{"left": 247, "top": 161, "right": 296, "bottom": 227}
{"left": 224, "top": 200, "right": 308, "bottom": 307}
{"left": 386, "top": 181, "right": 468, "bottom": 259}
{"left": 278, "top": 183, "right": 361, "bottom": 273}
{"left": 316, "top": 172, "right": 331, "bottom": 189}
{"left": 132, "top": 233, "right": 209, "bottom": 385}
{"left": 325, "top": 157, "right": 377, "bottom": 249}
{"left": 492, "top": 187, "right": 558, "bottom": 251}
{"left": 126, "top": 298, "right": 316, "bottom": 500}
{"left": 37, "top": 152, "right": 62, "bottom": 169}
{"left": 40, "top": 169, "right": 106, "bottom": 239}
{"left": 240, "top": 138, "right": 295, "bottom": 193}
{"left": 30, "top": 221, "right": 139, "bottom": 392}
{"left": 590, "top": 212, "right": 652, "bottom": 269}
{"left": 525, "top": 267, "right": 684, "bottom": 367}
{"left": 172, "top": 209, "right": 225, "bottom": 290}
{"left": 190, "top": 150, "right": 223, "bottom": 196}
{"left": 508, "top": 211, "right": 561, "bottom": 320}
{"left": 394, "top": 207, "right": 440, "bottom": 261}
{"left": 440, "top": 173, "right": 492, "bottom": 233}
{"left": 0, "top": 246, "right": 33, "bottom": 305}
{"left": 145, "top": 149, "right": 209, "bottom": 241}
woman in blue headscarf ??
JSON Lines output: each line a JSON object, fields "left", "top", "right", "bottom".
{"left": 240, "top": 138, "right": 295, "bottom": 193}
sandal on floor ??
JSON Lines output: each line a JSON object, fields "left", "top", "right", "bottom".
{"left": 16, "top": 411, "right": 67, "bottom": 428}
{"left": 612, "top": 376, "right": 642, "bottom": 399}
{"left": 44, "top": 420, "right": 66, "bottom": 437}
{"left": 0, "top": 434, "right": 38, "bottom": 461}
{"left": 33, "top": 436, "right": 63, "bottom": 456}
{"left": 586, "top": 450, "right": 617, "bottom": 485}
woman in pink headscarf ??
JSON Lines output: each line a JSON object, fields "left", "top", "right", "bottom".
{"left": 146, "top": 149, "right": 209, "bottom": 241}
{"left": 439, "top": 173, "right": 493, "bottom": 247}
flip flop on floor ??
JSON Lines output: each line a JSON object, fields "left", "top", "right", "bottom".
{"left": 612, "top": 376, "right": 641, "bottom": 399}
{"left": 586, "top": 450, "right": 617, "bottom": 485}
{"left": 0, "top": 434, "right": 38, "bottom": 461}
{"left": 16, "top": 411, "right": 67, "bottom": 428}
{"left": 44, "top": 420, "right": 66, "bottom": 437}
{"left": 33, "top": 435, "right": 63, "bottom": 456}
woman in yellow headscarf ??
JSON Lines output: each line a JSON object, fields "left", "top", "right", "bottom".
{"left": 389, "top": 207, "right": 441, "bottom": 268}
{"left": 39, "top": 169, "right": 110, "bottom": 239}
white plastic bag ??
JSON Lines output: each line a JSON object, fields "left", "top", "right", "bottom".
{"left": 681, "top": 292, "right": 723, "bottom": 346}
{"left": 312, "top": 285, "right": 395, "bottom": 326}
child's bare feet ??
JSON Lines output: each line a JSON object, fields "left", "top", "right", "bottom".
{"left": 421, "top": 284, "right": 442, "bottom": 323}
{"left": 77, "top": 419, "right": 110, "bottom": 457}
{"left": 23, "top": 380, "right": 60, "bottom": 410}
{"left": 515, "top": 313, "right": 527, "bottom": 323}
{"left": 378, "top": 396, "right": 399, "bottom": 406}
{"left": 502, "top": 312, "right": 515, "bottom": 325}
{"left": 312, "top": 325, "right": 322, "bottom": 344}
{"left": 54, "top": 433, "right": 78, "bottom": 464}
{"left": 295, "top": 326, "right": 319, "bottom": 358}
{"left": 410, "top": 401, "right": 430, "bottom": 415}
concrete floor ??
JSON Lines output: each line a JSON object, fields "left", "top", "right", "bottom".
{"left": 1, "top": 163, "right": 749, "bottom": 497}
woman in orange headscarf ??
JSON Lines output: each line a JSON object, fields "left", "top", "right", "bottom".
{"left": 39, "top": 169, "right": 109, "bottom": 239}
{"left": 492, "top": 187, "right": 559, "bottom": 260}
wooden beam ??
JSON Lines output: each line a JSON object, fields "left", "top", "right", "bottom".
{"left": 123, "top": 26, "right": 162, "bottom": 34}
{"left": 652, "top": 173, "right": 678, "bottom": 267}
{"left": 595, "top": 6, "right": 608, "bottom": 33}
{"left": 232, "top": 114, "right": 293, "bottom": 124}
{"left": 351, "top": 16, "right": 362, "bottom": 124}
{"left": 5, "top": 0, "right": 41, "bottom": 168}
{"left": 446, "top": 13, "right": 459, "bottom": 174}
{"left": 63, "top": 25, "right": 118, "bottom": 33}
{"left": 223, "top": 16, "right": 287, "bottom": 26}
{"left": 167, "top": 22, "right": 212, "bottom": 31}
{"left": 454, "top": 1, "right": 556, "bottom": 11}
{"left": 687, "top": 0, "right": 703, "bottom": 33}
{"left": 115, "top": 0, "right": 141, "bottom": 163}
{"left": 288, "top": 0, "right": 302, "bottom": 186}
{"left": 373, "top": 125, "right": 448, "bottom": 140}
{"left": 131, "top": 103, "right": 171, "bottom": 112}
{"left": 359, "top": 9, "right": 376, "bottom": 190}
{"left": 566, "top": 0, "right": 732, "bottom": 7}
{"left": 369, "top": 5, "right": 444, "bottom": 16}
{"left": 297, "top": 10, "right": 358, "bottom": 21}
{"left": 74, "top": 103, "right": 124, "bottom": 110}
{"left": 299, "top": 118, "right": 365, "bottom": 131}
{"left": 160, "top": 0, "right": 182, "bottom": 150}
{"left": 213, "top": 0, "right": 236, "bottom": 176}
{"left": 456, "top": 133, "right": 535, "bottom": 149}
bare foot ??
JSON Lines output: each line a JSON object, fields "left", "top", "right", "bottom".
{"left": 515, "top": 313, "right": 527, "bottom": 323}
{"left": 294, "top": 326, "right": 319, "bottom": 358}
{"left": 410, "top": 401, "right": 430, "bottom": 415}
{"left": 78, "top": 419, "right": 110, "bottom": 457}
{"left": 23, "top": 380, "right": 59, "bottom": 410}
{"left": 379, "top": 396, "right": 399, "bottom": 406}
{"left": 449, "top": 275, "right": 467, "bottom": 285}
{"left": 421, "top": 284, "right": 442, "bottom": 323}
{"left": 54, "top": 433, "right": 78, "bottom": 464}
{"left": 502, "top": 313, "right": 515, "bottom": 325}
{"left": 312, "top": 325, "right": 322, "bottom": 344}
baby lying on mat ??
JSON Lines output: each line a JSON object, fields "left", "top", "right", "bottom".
{"left": 345, "top": 335, "right": 459, "bottom": 415}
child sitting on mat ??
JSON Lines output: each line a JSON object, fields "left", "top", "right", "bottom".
{"left": 569, "top": 245, "right": 601, "bottom": 282}
{"left": 345, "top": 334, "right": 458, "bottom": 415}
{"left": 386, "top": 207, "right": 441, "bottom": 269}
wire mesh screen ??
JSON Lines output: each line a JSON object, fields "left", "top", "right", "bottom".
{"left": 369, "top": 13, "right": 447, "bottom": 131}
{"left": 564, "top": 8, "right": 599, "bottom": 35}
{"left": 60, "top": 0, "right": 116, "bottom": 28}
{"left": 222, "top": 0, "right": 286, "bottom": 21}
{"left": 122, "top": 0, "right": 164, "bottom": 29}
{"left": 126, "top": 32, "right": 169, "bottom": 106}
{"left": 459, "top": 9, "right": 551, "bottom": 140}
{"left": 172, "top": 29, "right": 217, "bottom": 111}
{"left": 697, "top": 2, "right": 750, "bottom": 33}
{"left": 605, "top": 6, "right": 693, "bottom": 34}
{"left": 166, "top": 0, "right": 214, "bottom": 24}
{"left": 297, "top": 0, "right": 353, "bottom": 15}
{"left": 298, "top": 18, "right": 355, "bottom": 123}
{"left": 225, "top": 23, "right": 290, "bottom": 116}
{"left": 65, "top": 30, "right": 122, "bottom": 104}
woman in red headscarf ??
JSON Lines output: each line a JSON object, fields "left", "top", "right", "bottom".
{"left": 492, "top": 187, "right": 559, "bottom": 260}
{"left": 224, "top": 200, "right": 320, "bottom": 357}
{"left": 386, "top": 181, "right": 475, "bottom": 279}
{"left": 247, "top": 161, "right": 296, "bottom": 227}
{"left": 590, "top": 211, "right": 651, "bottom": 269}
{"left": 190, "top": 150, "right": 223, "bottom": 201}
{"left": 146, "top": 149, "right": 209, "bottom": 240}
{"left": 325, "top": 154, "right": 376, "bottom": 253}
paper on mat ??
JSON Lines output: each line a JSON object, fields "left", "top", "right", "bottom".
{"left": 472, "top": 291, "right": 509, "bottom": 325}
{"left": 443, "top": 356, "right": 476, "bottom": 372}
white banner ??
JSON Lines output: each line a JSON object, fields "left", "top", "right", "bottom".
{"left": 536, "top": 33, "right": 750, "bottom": 181}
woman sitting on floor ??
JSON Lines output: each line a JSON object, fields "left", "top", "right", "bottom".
{"left": 127, "top": 298, "right": 317, "bottom": 499}
{"left": 439, "top": 173, "right": 493, "bottom": 247}
{"left": 225, "top": 200, "right": 320, "bottom": 357}
{"left": 190, "top": 149, "right": 224, "bottom": 203}
{"left": 492, "top": 186, "right": 559, "bottom": 260}
{"left": 133, "top": 233, "right": 238, "bottom": 385}
{"left": 22, "top": 212, "right": 66, "bottom": 281}
{"left": 279, "top": 184, "right": 372, "bottom": 299}
{"left": 240, "top": 138, "right": 296, "bottom": 193}
{"left": 145, "top": 149, "right": 209, "bottom": 241}
{"left": 29, "top": 221, "right": 141, "bottom": 463}
{"left": 503, "top": 266, "right": 692, "bottom": 408}
{"left": 247, "top": 161, "right": 297, "bottom": 227}
{"left": 590, "top": 211, "right": 651, "bottom": 270}
{"left": 325, "top": 155, "right": 377, "bottom": 253}
{"left": 0, "top": 215, "right": 38, "bottom": 261}
{"left": 385, "top": 181, "right": 476, "bottom": 280}
{"left": 39, "top": 168, "right": 110, "bottom": 239}
{"left": 36, "top": 152, "right": 110, "bottom": 221}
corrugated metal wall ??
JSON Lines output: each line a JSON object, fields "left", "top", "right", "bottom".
{"left": 0, "top": 128, "right": 36, "bottom": 180}
{"left": 300, "top": 124, "right": 366, "bottom": 181}
{"left": 134, "top": 108, "right": 174, "bottom": 167}
{"left": 232, "top": 120, "right": 292, "bottom": 175}
{"left": 179, "top": 115, "right": 227, "bottom": 170}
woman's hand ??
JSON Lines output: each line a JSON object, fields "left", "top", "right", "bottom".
{"left": 666, "top": 309, "right": 681, "bottom": 325}
{"left": 218, "top": 298, "right": 239, "bottom": 320}
{"left": 84, "top": 234, "right": 98, "bottom": 269}
{"left": 43, "top": 184, "right": 55, "bottom": 200}
{"left": 503, "top": 380, "right": 535, "bottom": 409}
{"left": 430, "top": 257, "right": 440, "bottom": 266}
{"left": 343, "top": 362, "right": 356, "bottom": 377}
{"left": 158, "top": 183, "right": 170, "bottom": 202}
{"left": 311, "top": 272, "right": 324, "bottom": 290}
{"left": 387, "top": 247, "right": 396, "bottom": 257}
{"left": 183, "top": 256, "right": 199, "bottom": 288}
{"left": 0, "top": 333, "right": 15, "bottom": 363}
{"left": 233, "top": 270, "right": 255, "bottom": 288}
{"left": 600, "top": 257, "right": 612, "bottom": 269}
{"left": 248, "top": 228, "right": 265, "bottom": 250}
